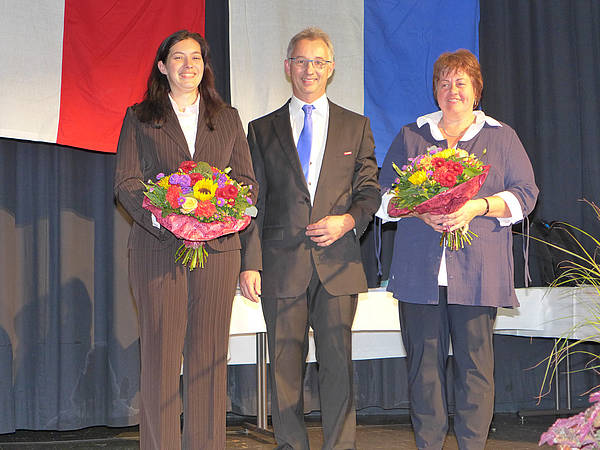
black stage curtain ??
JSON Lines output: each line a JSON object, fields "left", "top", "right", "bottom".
{"left": 205, "top": 1, "right": 230, "bottom": 103}
{"left": 0, "top": 141, "right": 139, "bottom": 432}
{"left": 1, "top": 0, "right": 600, "bottom": 433}
{"left": 480, "top": 0, "right": 600, "bottom": 239}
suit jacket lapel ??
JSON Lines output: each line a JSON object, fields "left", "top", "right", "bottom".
{"left": 314, "top": 101, "right": 344, "bottom": 197}
{"left": 272, "top": 101, "right": 306, "bottom": 184}
{"left": 193, "top": 99, "right": 210, "bottom": 161}
{"left": 161, "top": 107, "right": 191, "bottom": 161}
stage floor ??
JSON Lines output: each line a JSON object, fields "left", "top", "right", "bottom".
{"left": 0, "top": 413, "right": 557, "bottom": 449}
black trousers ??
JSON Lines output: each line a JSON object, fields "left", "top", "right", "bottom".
{"left": 261, "top": 268, "right": 358, "bottom": 450}
{"left": 399, "top": 287, "right": 497, "bottom": 450}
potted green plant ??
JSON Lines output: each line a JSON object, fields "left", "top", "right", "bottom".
{"left": 534, "top": 200, "right": 600, "bottom": 448}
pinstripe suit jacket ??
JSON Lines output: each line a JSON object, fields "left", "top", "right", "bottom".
{"left": 241, "top": 100, "right": 380, "bottom": 298}
{"left": 114, "top": 100, "right": 257, "bottom": 254}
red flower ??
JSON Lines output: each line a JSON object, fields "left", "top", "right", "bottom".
{"left": 166, "top": 185, "right": 182, "bottom": 208}
{"left": 195, "top": 200, "right": 217, "bottom": 218}
{"left": 189, "top": 172, "right": 204, "bottom": 185}
{"left": 431, "top": 157, "right": 446, "bottom": 169}
{"left": 179, "top": 161, "right": 197, "bottom": 173}
{"left": 433, "top": 167, "right": 457, "bottom": 187}
{"left": 445, "top": 160, "right": 464, "bottom": 176}
{"left": 216, "top": 184, "right": 238, "bottom": 199}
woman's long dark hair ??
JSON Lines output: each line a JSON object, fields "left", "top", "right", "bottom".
{"left": 134, "top": 30, "right": 225, "bottom": 129}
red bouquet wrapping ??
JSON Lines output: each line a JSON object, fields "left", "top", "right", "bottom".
{"left": 142, "top": 161, "right": 256, "bottom": 269}
{"left": 143, "top": 197, "right": 251, "bottom": 240}
{"left": 387, "top": 146, "right": 489, "bottom": 250}
{"left": 388, "top": 166, "right": 489, "bottom": 217}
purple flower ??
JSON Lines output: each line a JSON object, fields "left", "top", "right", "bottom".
{"left": 217, "top": 173, "right": 228, "bottom": 188}
{"left": 247, "top": 197, "right": 253, "bottom": 205}
{"left": 178, "top": 174, "right": 191, "bottom": 188}
{"left": 178, "top": 197, "right": 186, "bottom": 206}
{"left": 169, "top": 173, "right": 191, "bottom": 188}
{"left": 426, "top": 170, "right": 433, "bottom": 177}
{"left": 539, "top": 391, "right": 600, "bottom": 447}
{"left": 181, "top": 186, "right": 192, "bottom": 194}
{"left": 401, "top": 165, "right": 409, "bottom": 171}
{"left": 414, "top": 154, "right": 425, "bottom": 165}
{"left": 156, "top": 172, "right": 165, "bottom": 180}
{"left": 216, "top": 198, "right": 226, "bottom": 207}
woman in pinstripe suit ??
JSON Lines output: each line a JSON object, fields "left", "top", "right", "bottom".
{"left": 114, "top": 30, "right": 257, "bottom": 450}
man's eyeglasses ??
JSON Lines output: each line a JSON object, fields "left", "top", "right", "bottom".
{"left": 288, "top": 57, "right": 332, "bottom": 70}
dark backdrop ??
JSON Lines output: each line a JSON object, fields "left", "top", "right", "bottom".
{"left": 1, "top": 0, "right": 599, "bottom": 433}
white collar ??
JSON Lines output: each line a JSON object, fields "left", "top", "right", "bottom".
{"left": 416, "top": 110, "right": 501, "bottom": 142}
{"left": 290, "top": 94, "right": 329, "bottom": 116}
{"left": 168, "top": 92, "right": 200, "bottom": 115}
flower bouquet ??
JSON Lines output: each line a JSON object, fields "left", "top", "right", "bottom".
{"left": 388, "top": 146, "right": 489, "bottom": 250}
{"left": 142, "top": 160, "right": 256, "bottom": 270}
{"left": 539, "top": 391, "right": 600, "bottom": 449}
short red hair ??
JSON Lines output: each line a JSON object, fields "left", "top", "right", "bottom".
{"left": 433, "top": 49, "right": 483, "bottom": 110}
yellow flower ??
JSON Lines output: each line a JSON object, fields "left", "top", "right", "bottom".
{"left": 193, "top": 178, "right": 217, "bottom": 201}
{"left": 180, "top": 196, "right": 198, "bottom": 214}
{"left": 419, "top": 155, "right": 433, "bottom": 169}
{"left": 408, "top": 170, "right": 427, "bottom": 185}
{"left": 157, "top": 177, "right": 170, "bottom": 188}
{"left": 437, "top": 148, "right": 455, "bottom": 159}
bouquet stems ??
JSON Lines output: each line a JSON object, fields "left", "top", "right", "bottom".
{"left": 175, "top": 241, "right": 208, "bottom": 270}
{"left": 441, "top": 228, "right": 479, "bottom": 251}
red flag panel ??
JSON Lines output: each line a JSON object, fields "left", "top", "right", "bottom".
{"left": 58, "top": 0, "right": 206, "bottom": 153}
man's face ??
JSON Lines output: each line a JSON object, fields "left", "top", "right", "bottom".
{"left": 284, "top": 38, "right": 335, "bottom": 103}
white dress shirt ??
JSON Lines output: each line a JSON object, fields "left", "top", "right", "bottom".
{"left": 168, "top": 93, "right": 200, "bottom": 158}
{"left": 152, "top": 94, "right": 200, "bottom": 229}
{"left": 289, "top": 94, "right": 329, "bottom": 204}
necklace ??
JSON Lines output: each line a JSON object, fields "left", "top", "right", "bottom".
{"left": 439, "top": 116, "right": 475, "bottom": 139}
{"left": 439, "top": 124, "right": 464, "bottom": 138}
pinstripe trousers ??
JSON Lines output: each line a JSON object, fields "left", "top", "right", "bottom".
{"left": 129, "top": 243, "right": 240, "bottom": 450}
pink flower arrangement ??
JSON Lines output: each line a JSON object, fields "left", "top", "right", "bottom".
{"left": 142, "top": 160, "right": 256, "bottom": 270}
{"left": 539, "top": 391, "right": 600, "bottom": 449}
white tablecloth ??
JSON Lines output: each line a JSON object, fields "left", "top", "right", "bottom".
{"left": 227, "top": 286, "right": 600, "bottom": 364}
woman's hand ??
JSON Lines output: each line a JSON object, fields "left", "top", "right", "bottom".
{"left": 413, "top": 212, "right": 447, "bottom": 233}
{"left": 441, "top": 199, "right": 486, "bottom": 232}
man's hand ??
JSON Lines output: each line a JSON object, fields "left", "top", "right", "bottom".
{"left": 305, "top": 213, "right": 355, "bottom": 247}
{"left": 239, "top": 270, "right": 261, "bottom": 303}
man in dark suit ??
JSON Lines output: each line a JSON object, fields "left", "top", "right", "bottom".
{"left": 239, "top": 27, "right": 380, "bottom": 449}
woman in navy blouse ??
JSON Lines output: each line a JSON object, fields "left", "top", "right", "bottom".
{"left": 378, "top": 49, "right": 538, "bottom": 450}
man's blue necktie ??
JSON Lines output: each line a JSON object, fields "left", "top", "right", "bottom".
{"left": 296, "top": 104, "right": 314, "bottom": 180}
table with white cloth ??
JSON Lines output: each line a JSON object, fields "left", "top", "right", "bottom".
{"left": 228, "top": 286, "right": 600, "bottom": 364}
{"left": 227, "top": 285, "right": 599, "bottom": 428}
